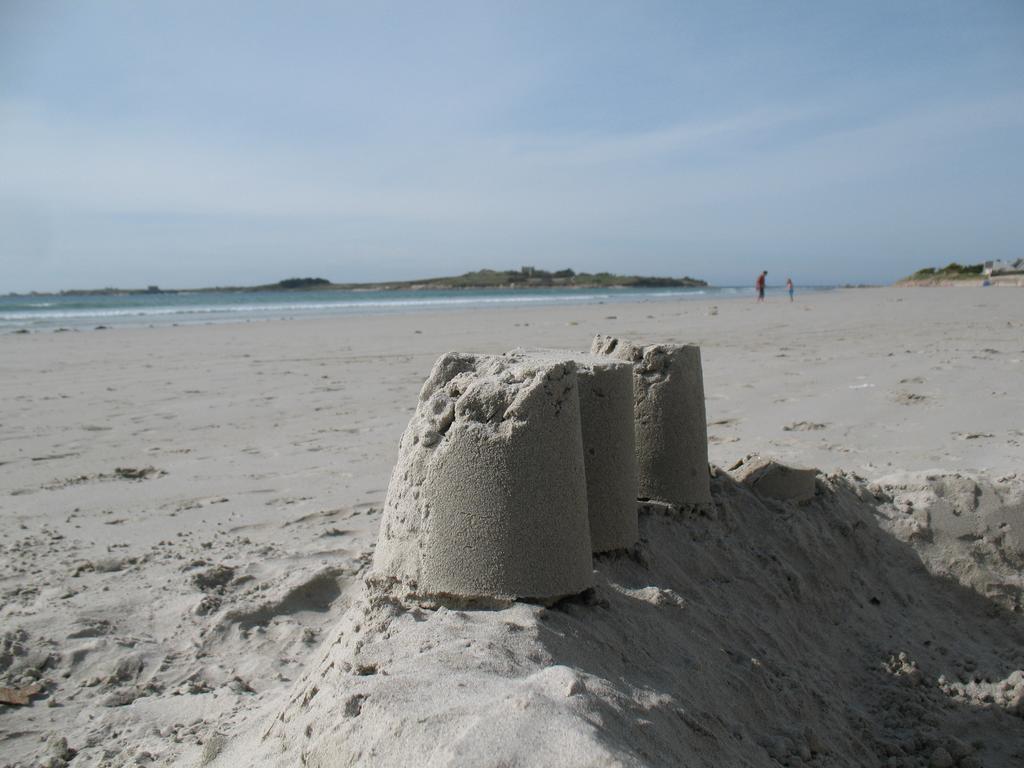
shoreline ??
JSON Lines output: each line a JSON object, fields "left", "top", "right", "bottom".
{"left": 2, "top": 284, "right": 840, "bottom": 333}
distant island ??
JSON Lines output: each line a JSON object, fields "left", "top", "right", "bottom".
{"left": 897, "top": 260, "right": 1024, "bottom": 287}
{"left": 35, "top": 268, "right": 709, "bottom": 297}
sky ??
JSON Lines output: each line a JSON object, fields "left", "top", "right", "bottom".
{"left": 1, "top": 0, "right": 1022, "bottom": 291}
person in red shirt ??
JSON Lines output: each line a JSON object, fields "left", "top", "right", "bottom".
{"left": 756, "top": 270, "right": 767, "bottom": 302}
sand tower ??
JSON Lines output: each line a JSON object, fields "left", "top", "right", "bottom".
{"left": 371, "top": 352, "right": 593, "bottom": 603}
{"left": 506, "top": 349, "right": 639, "bottom": 553}
{"left": 591, "top": 336, "right": 712, "bottom": 508}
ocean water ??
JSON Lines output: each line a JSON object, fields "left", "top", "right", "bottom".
{"left": 0, "top": 285, "right": 835, "bottom": 331}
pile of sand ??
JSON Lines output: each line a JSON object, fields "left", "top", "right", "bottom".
{"left": 870, "top": 471, "right": 1023, "bottom": 614}
{"left": 210, "top": 467, "right": 1024, "bottom": 768}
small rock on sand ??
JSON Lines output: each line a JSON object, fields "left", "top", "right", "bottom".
{"left": 732, "top": 455, "right": 818, "bottom": 503}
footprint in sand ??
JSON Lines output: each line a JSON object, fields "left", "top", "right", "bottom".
{"left": 783, "top": 422, "right": 827, "bottom": 432}
{"left": 894, "top": 392, "right": 928, "bottom": 405}
{"left": 953, "top": 432, "right": 995, "bottom": 440}
{"left": 709, "top": 435, "right": 740, "bottom": 444}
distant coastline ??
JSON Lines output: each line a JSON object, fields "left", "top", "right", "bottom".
{"left": 897, "top": 276, "right": 1024, "bottom": 287}
{"left": 9, "top": 268, "right": 708, "bottom": 298}
{"left": 896, "top": 261, "right": 1024, "bottom": 287}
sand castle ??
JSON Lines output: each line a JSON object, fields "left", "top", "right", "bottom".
{"left": 591, "top": 336, "right": 712, "bottom": 508}
{"left": 372, "top": 352, "right": 595, "bottom": 602}
{"left": 505, "top": 349, "right": 639, "bottom": 553}
{"left": 372, "top": 338, "right": 710, "bottom": 603}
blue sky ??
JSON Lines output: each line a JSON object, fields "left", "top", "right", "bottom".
{"left": 1, "top": 1, "right": 1022, "bottom": 291}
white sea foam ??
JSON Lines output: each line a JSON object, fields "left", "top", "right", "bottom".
{"left": 0, "top": 285, "right": 819, "bottom": 330}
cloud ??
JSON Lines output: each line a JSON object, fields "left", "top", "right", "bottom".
{"left": 1, "top": 86, "right": 1022, "bottom": 289}
{"left": 3, "top": 89, "right": 1021, "bottom": 222}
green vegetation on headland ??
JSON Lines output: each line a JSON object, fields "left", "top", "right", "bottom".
{"left": 274, "top": 277, "right": 332, "bottom": 289}
{"left": 41, "top": 268, "right": 708, "bottom": 296}
{"left": 904, "top": 263, "right": 984, "bottom": 281}
{"left": 362, "top": 268, "right": 707, "bottom": 290}
{"left": 892, "top": 264, "right": 987, "bottom": 288}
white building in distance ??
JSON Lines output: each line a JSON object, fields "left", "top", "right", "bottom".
{"left": 983, "top": 259, "right": 1024, "bottom": 277}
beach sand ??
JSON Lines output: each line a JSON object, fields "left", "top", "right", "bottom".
{"left": 1, "top": 287, "right": 1022, "bottom": 766}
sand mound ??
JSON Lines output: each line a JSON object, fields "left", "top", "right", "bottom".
{"left": 210, "top": 468, "right": 1024, "bottom": 768}
{"left": 871, "top": 471, "right": 1024, "bottom": 613}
